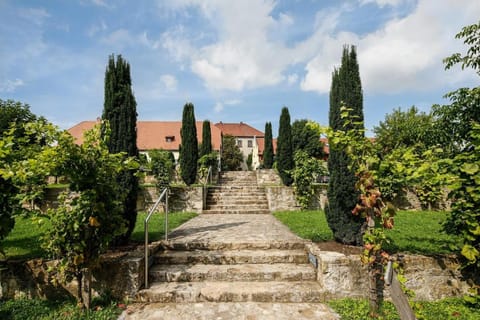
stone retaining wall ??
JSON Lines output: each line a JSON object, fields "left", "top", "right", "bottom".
{"left": 305, "top": 243, "right": 470, "bottom": 301}
{"left": 1, "top": 244, "right": 469, "bottom": 302}
{"left": 0, "top": 247, "right": 150, "bottom": 301}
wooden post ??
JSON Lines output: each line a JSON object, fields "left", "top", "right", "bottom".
{"left": 385, "top": 261, "right": 416, "bottom": 320}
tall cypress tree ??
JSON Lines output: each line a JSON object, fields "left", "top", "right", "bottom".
{"left": 263, "top": 122, "right": 274, "bottom": 169}
{"left": 102, "top": 54, "right": 138, "bottom": 243}
{"left": 326, "top": 45, "right": 364, "bottom": 245}
{"left": 180, "top": 103, "right": 198, "bottom": 185}
{"left": 276, "top": 107, "right": 294, "bottom": 186}
{"left": 199, "top": 120, "right": 212, "bottom": 158}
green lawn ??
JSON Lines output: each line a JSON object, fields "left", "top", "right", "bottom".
{"left": 273, "top": 210, "right": 461, "bottom": 255}
{"left": 2, "top": 211, "right": 197, "bottom": 260}
{"left": 130, "top": 211, "right": 197, "bottom": 242}
{"left": 328, "top": 297, "right": 479, "bottom": 320}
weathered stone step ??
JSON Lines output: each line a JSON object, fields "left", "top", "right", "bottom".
{"left": 207, "top": 194, "right": 267, "bottom": 199}
{"left": 164, "top": 240, "right": 305, "bottom": 251}
{"left": 123, "top": 302, "right": 340, "bottom": 320}
{"left": 202, "top": 209, "right": 271, "bottom": 214}
{"left": 136, "top": 281, "right": 327, "bottom": 303}
{"left": 206, "top": 199, "right": 267, "bottom": 205}
{"left": 154, "top": 249, "right": 309, "bottom": 265}
{"left": 149, "top": 263, "right": 316, "bottom": 282}
{"left": 206, "top": 204, "right": 269, "bottom": 209}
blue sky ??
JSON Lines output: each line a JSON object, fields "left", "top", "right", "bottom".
{"left": 1, "top": 0, "right": 479, "bottom": 136}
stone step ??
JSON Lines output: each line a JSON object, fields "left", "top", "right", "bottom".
{"left": 208, "top": 187, "right": 264, "bottom": 192}
{"left": 202, "top": 209, "right": 271, "bottom": 214}
{"left": 154, "top": 249, "right": 309, "bottom": 265}
{"left": 206, "top": 203, "right": 269, "bottom": 209}
{"left": 123, "top": 302, "right": 340, "bottom": 320}
{"left": 149, "top": 263, "right": 316, "bottom": 282}
{"left": 207, "top": 192, "right": 267, "bottom": 200}
{"left": 206, "top": 199, "right": 268, "bottom": 205}
{"left": 164, "top": 240, "right": 305, "bottom": 251}
{"left": 136, "top": 281, "right": 327, "bottom": 303}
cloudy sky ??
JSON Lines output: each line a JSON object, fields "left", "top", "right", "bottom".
{"left": 1, "top": 0, "right": 479, "bottom": 135}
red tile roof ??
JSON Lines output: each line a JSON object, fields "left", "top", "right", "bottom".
{"left": 214, "top": 122, "right": 263, "bottom": 137}
{"left": 256, "top": 137, "right": 277, "bottom": 155}
{"left": 67, "top": 121, "right": 222, "bottom": 151}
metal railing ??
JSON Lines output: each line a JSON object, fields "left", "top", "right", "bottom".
{"left": 144, "top": 187, "right": 168, "bottom": 289}
{"left": 203, "top": 166, "right": 213, "bottom": 210}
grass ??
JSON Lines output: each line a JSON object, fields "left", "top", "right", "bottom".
{"left": 273, "top": 210, "right": 333, "bottom": 242}
{"left": 328, "top": 297, "right": 480, "bottom": 320}
{"left": 130, "top": 211, "right": 197, "bottom": 242}
{"left": 0, "top": 295, "right": 123, "bottom": 320}
{"left": 2, "top": 215, "right": 50, "bottom": 259}
{"left": 3, "top": 211, "right": 197, "bottom": 260}
{"left": 273, "top": 210, "right": 461, "bottom": 255}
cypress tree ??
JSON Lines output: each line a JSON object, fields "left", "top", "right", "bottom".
{"left": 102, "top": 54, "right": 138, "bottom": 243}
{"left": 263, "top": 122, "right": 274, "bottom": 169}
{"left": 199, "top": 120, "right": 212, "bottom": 158}
{"left": 180, "top": 103, "right": 198, "bottom": 185}
{"left": 326, "top": 45, "right": 364, "bottom": 245}
{"left": 276, "top": 107, "right": 294, "bottom": 186}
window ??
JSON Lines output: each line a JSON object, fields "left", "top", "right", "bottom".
{"left": 237, "top": 140, "right": 242, "bottom": 147}
{"left": 247, "top": 140, "right": 253, "bottom": 148}
{"left": 165, "top": 136, "right": 175, "bottom": 143}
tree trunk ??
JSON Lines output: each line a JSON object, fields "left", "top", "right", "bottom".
{"left": 76, "top": 272, "right": 84, "bottom": 309}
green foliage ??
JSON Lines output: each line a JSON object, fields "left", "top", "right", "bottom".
{"left": 198, "top": 152, "right": 218, "bottom": 183}
{"left": 180, "top": 103, "right": 198, "bottom": 185}
{"left": 291, "top": 119, "right": 325, "bottom": 158}
{"left": 291, "top": 150, "right": 326, "bottom": 209}
{"left": 0, "top": 296, "right": 123, "bottom": 320}
{"left": 0, "top": 99, "right": 40, "bottom": 137}
{"left": 246, "top": 152, "right": 253, "bottom": 171}
{"left": 41, "top": 124, "right": 135, "bottom": 307}
{"left": 444, "top": 21, "right": 480, "bottom": 74}
{"left": 102, "top": 54, "right": 139, "bottom": 242}
{"left": 0, "top": 112, "right": 55, "bottom": 254}
{"left": 273, "top": 210, "right": 333, "bottom": 242}
{"left": 221, "top": 135, "right": 243, "bottom": 171}
{"left": 276, "top": 107, "right": 294, "bottom": 186}
{"left": 444, "top": 124, "right": 480, "bottom": 304}
{"left": 374, "top": 106, "right": 437, "bottom": 154}
{"left": 327, "top": 45, "right": 364, "bottom": 245}
{"left": 199, "top": 120, "right": 212, "bottom": 158}
{"left": 263, "top": 122, "right": 274, "bottom": 169}
{"left": 148, "top": 149, "right": 175, "bottom": 188}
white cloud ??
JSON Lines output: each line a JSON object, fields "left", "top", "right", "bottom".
{"left": 100, "top": 29, "right": 136, "bottom": 48}
{"left": 287, "top": 74, "right": 298, "bottom": 85}
{"left": 18, "top": 7, "right": 50, "bottom": 25}
{"left": 359, "top": 0, "right": 404, "bottom": 7}
{"left": 87, "top": 20, "right": 107, "bottom": 37}
{"left": 301, "top": 0, "right": 480, "bottom": 94}
{"left": 160, "top": 74, "right": 178, "bottom": 91}
{"left": 0, "top": 78, "right": 24, "bottom": 92}
{"left": 214, "top": 102, "right": 224, "bottom": 112}
{"left": 225, "top": 99, "right": 241, "bottom": 106}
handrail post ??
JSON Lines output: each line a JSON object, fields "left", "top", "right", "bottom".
{"left": 144, "top": 187, "right": 168, "bottom": 289}
{"left": 165, "top": 188, "right": 169, "bottom": 241}
{"left": 144, "top": 218, "right": 149, "bottom": 288}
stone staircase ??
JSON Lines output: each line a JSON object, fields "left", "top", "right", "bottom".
{"left": 203, "top": 171, "right": 270, "bottom": 214}
{"left": 133, "top": 172, "right": 337, "bottom": 319}
{"left": 137, "top": 237, "right": 325, "bottom": 304}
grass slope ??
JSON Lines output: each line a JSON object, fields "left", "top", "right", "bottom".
{"left": 273, "top": 210, "right": 461, "bottom": 255}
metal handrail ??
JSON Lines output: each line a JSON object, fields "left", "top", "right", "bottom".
{"left": 144, "top": 187, "right": 168, "bottom": 289}
{"left": 203, "top": 166, "right": 213, "bottom": 210}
